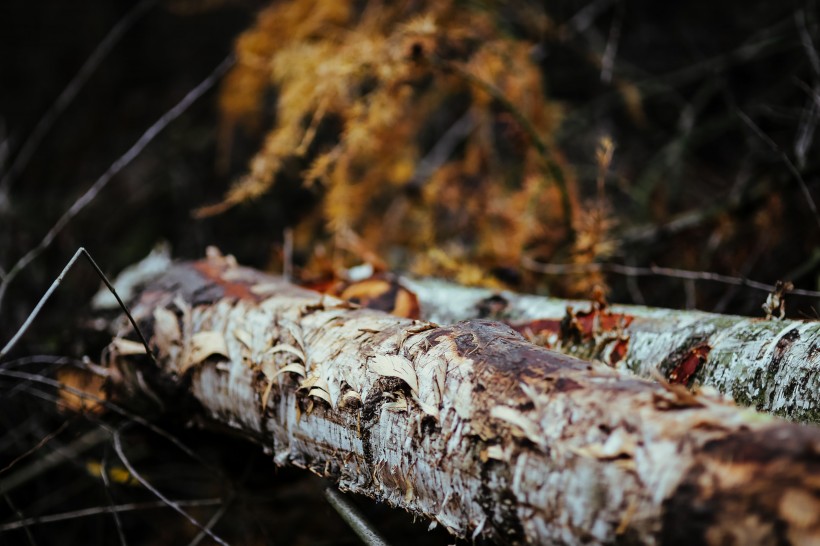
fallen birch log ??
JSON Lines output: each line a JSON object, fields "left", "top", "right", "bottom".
{"left": 400, "top": 278, "right": 820, "bottom": 424}
{"left": 106, "top": 253, "right": 820, "bottom": 545}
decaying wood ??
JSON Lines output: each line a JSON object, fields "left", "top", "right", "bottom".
{"left": 402, "top": 278, "right": 820, "bottom": 424}
{"left": 106, "top": 253, "right": 820, "bottom": 545}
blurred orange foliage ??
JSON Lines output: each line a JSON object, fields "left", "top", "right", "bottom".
{"left": 203, "top": 0, "right": 616, "bottom": 294}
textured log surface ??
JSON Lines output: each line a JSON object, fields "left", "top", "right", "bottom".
{"left": 403, "top": 278, "right": 820, "bottom": 424}
{"left": 107, "top": 254, "right": 820, "bottom": 545}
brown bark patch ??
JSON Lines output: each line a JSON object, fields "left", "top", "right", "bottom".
{"left": 608, "top": 337, "right": 630, "bottom": 366}
{"left": 191, "top": 261, "right": 267, "bottom": 303}
{"left": 668, "top": 343, "right": 711, "bottom": 386}
{"left": 573, "top": 308, "right": 635, "bottom": 335}
{"left": 509, "top": 318, "right": 562, "bottom": 340}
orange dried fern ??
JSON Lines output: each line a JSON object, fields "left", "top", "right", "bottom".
{"left": 202, "top": 0, "right": 586, "bottom": 289}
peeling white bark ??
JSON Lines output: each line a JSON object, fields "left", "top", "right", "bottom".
{"left": 402, "top": 278, "right": 820, "bottom": 424}
{"left": 105, "top": 255, "right": 820, "bottom": 545}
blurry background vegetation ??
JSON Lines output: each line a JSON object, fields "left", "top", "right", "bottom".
{"left": 1, "top": 0, "right": 819, "bottom": 543}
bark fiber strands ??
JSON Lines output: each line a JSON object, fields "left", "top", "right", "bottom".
{"left": 403, "top": 278, "right": 820, "bottom": 424}
{"left": 107, "top": 255, "right": 820, "bottom": 545}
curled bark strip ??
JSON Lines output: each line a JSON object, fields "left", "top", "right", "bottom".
{"left": 403, "top": 278, "right": 820, "bottom": 424}
{"left": 107, "top": 255, "right": 820, "bottom": 545}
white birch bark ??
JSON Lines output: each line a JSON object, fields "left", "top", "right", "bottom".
{"left": 401, "top": 278, "right": 820, "bottom": 424}
{"left": 105, "top": 254, "right": 820, "bottom": 545}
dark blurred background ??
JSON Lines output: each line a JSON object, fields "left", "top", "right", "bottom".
{"left": 1, "top": 0, "right": 819, "bottom": 544}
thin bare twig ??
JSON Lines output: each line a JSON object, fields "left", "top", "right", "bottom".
{"left": 323, "top": 487, "right": 390, "bottom": 546}
{"left": 0, "top": 248, "right": 155, "bottom": 363}
{"left": 0, "top": 428, "right": 109, "bottom": 494}
{"left": 521, "top": 256, "right": 820, "bottom": 298}
{"left": 0, "top": 421, "right": 69, "bottom": 476}
{"left": 794, "top": 9, "right": 820, "bottom": 168}
{"left": 100, "top": 445, "right": 128, "bottom": 546}
{"left": 796, "top": 9, "right": 820, "bottom": 76}
{"left": 112, "top": 428, "right": 230, "bottom": 546}
{"left": 564, "top": 0, "right": 618, "bottom": 36}
{"left": 0, "top": 354, "right": 88, "bottom": 370}
{"left": 407, "top": 110, "right": 475, "bottom": 189}
{"left": 0, "top": 0, "right": 158, "bottom": 199}
{"left": 0, "top": 54, "right": 235, "bottom": 312}
{"left": 0, "top": 498, "right": 223, "bottom": 532}
{"left": 187, "top": 495, "right": 235, "bottom": 546}
{"left": 0, "top": 120, "right": 9, "bottom": 184}
{"left": 0, "top": 485, "right": 36, "bottom": 546}
{"left": 600, "top": 4, "right": 623, "bottom": 83}
{"left": 0, "top": 369, "right": 227, "bottom": 484}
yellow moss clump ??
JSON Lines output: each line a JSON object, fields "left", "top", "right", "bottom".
{"left": 203, "top": 0, "right": 606, "bottom": 291}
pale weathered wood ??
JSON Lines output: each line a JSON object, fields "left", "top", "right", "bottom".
{"left": 402, "top": 277, "right": 820, "bottom": 424}
{"left": 106, "top": 253, "right": 820, "bottom": 545}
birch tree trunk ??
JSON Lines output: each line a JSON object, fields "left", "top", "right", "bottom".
{"left": 401, "top": 278, "right": 820, "bottom": 424}
{"left": 106, "top": 254, "right": 820, "bottom": 545}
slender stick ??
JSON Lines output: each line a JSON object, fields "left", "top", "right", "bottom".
{"left": 0, "top": 248, "right": 154, "bottom": 363}
{"left": 0, "top": 54, "right": 235, "bottom": 311}
{"left": 324, "top": 488, "right": 390, "bottom": 546}
{"left": 0, "top": 0, "right": 158, "bottom": 198}
{"left": 0, "top": 428, "right": 109, "bottom": 494}
{"left": 112, "top": 429, "right": 229, "bottom": 546}
{"left": 521, "top": 256, "right": 820, "bottom": 298}
{"left": 0, "top": 498, "right": 223, "bottom": 532}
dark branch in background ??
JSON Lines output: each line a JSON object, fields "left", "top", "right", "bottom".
{"left": 736, "top": 108, "right": 820, "bottom": 231}
{"left": 323, "top": 488, "right": 390, "bottom": 546}
{"left": 0, "top": 121, "right": 8, "bottom": 185}
{"left": 0, "top": 54, "right": 235, "bottom": 313}
{"left": 563, "top": 0, "right": 618, "bottom": 36}
{"left": 599, "top": 2, "right": 623, "bottom": 84}
{"left": 0, "top": 369, "right": 229, "bottom": 483}
{"left": 0, "top": 377, "right": 236, "bottom": 542}
{"left": 112, "top": 428, "right": 229, "bottom": 546}
{"left": 796, "top": 8, "right": 820, "bottom": 75}
{"left": 0, "top": 428, "right": 109, "bottom": 495}
{"left": 99, "top": 445, "right": 128, "bottom": 546}
{"left": 619, "top": 162, "right": 767, "bottom": 246}
{"left": 0, "top": 484, "right": 35, "bottom": 546}
{"left": 0, "top": 499, "right": 223, "bottom": 532}
{"left": 0, "top": 421, "right": 69, "bottom": 476}
{"left": 187, "top": 496, "right": 234, "bottom": 546}
{"left": 438, "top": 58, "right": 576, "bottom": 238}
{"left": 407, "top": 111, "right": 475, "bottom": 190}
{"left": 521, "top": 256, "right": 820, "bottom": 298}
{"left": 0, "top": 0, "right": 158, "bottom": 206}
{"left": 793, "top": 7, "right": 820, "bottom": 168}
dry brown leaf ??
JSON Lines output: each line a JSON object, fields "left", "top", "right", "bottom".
{"left": 56, "top": 367, "right": 106, "bottom": 414}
